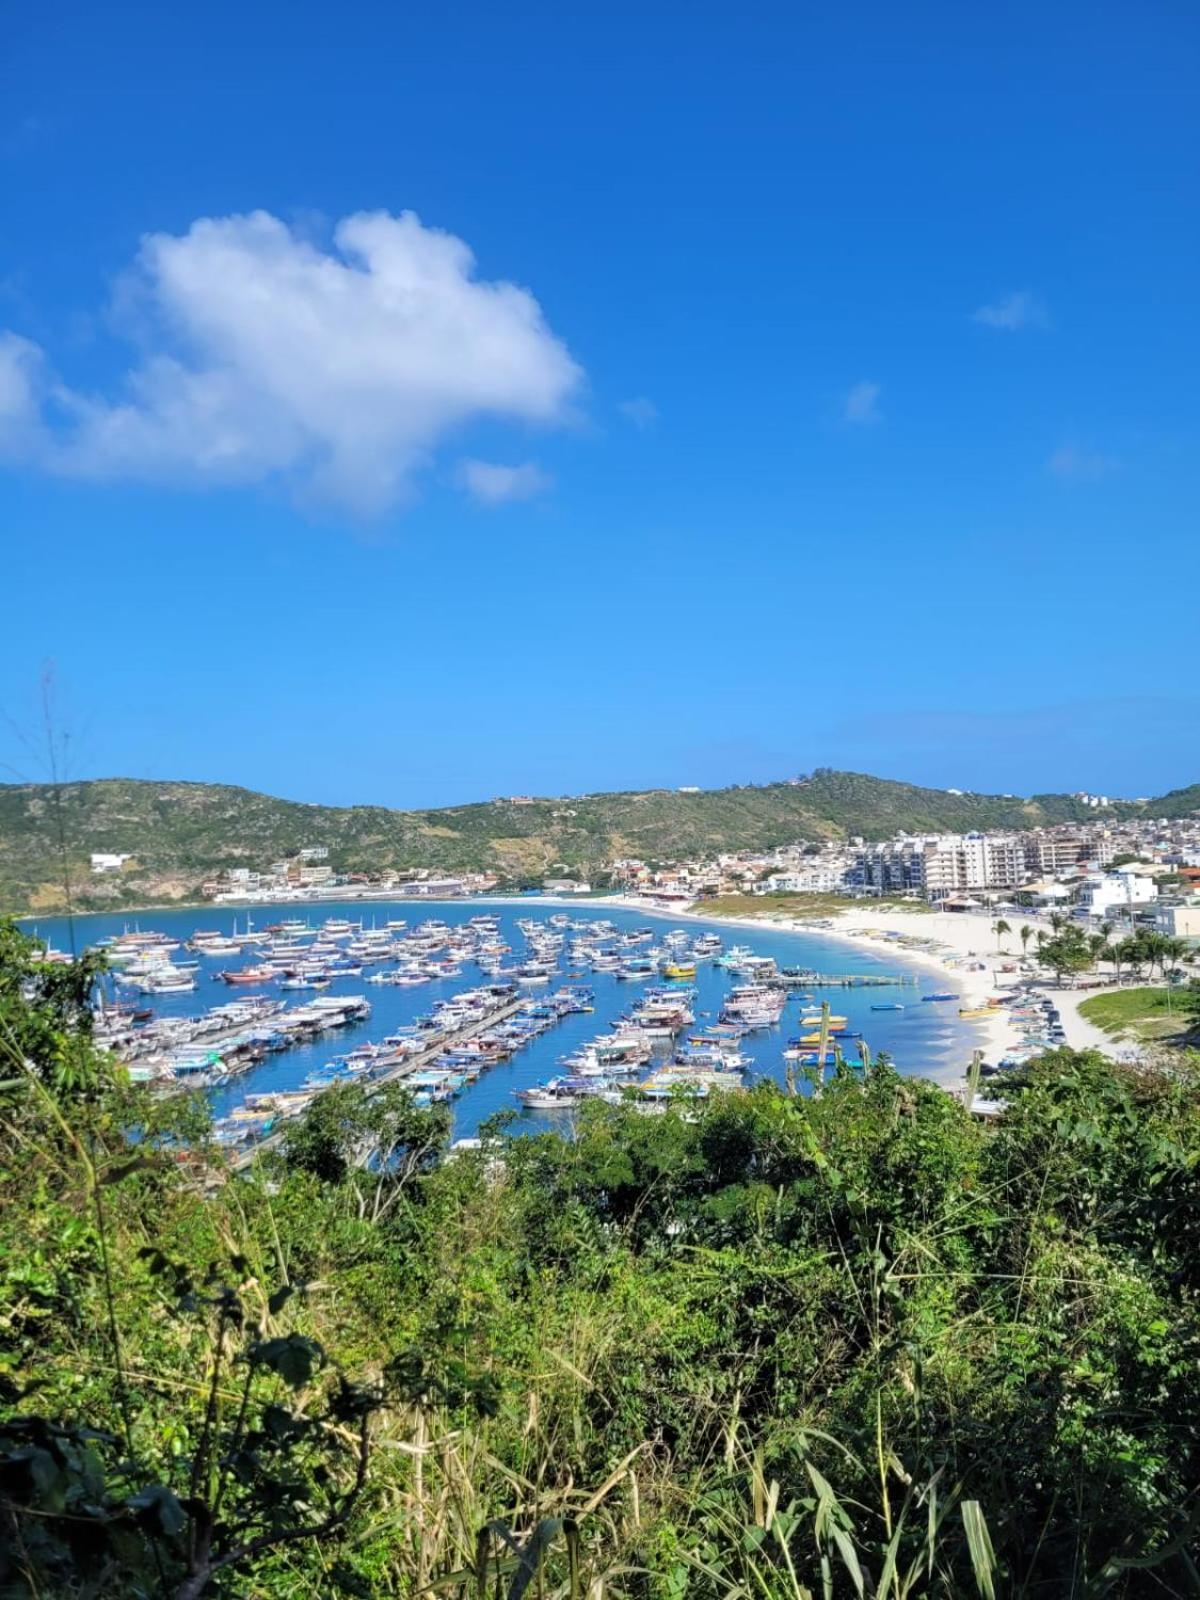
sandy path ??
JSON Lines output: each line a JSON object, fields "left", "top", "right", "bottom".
{"left": 1050, "top": 985, "right": 1138, "bottom": 1055}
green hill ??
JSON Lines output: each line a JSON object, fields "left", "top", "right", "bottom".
{"left": 0, "top": 767, "right": 1181, "bottom": 914}
{"left": 1139, "top": 781, "right": 1200, "bottom": 819}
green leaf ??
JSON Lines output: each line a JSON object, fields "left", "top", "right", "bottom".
{"left": 830, "top": 1527, "right": 864, "bottom": 1597}
{"left": 127, "top": 1483, "right": 187, "bottom": 1538}
{"left": 250, "top": 1333, "right": 323, "bottom": 1388}
{"left": 961, "top": 1500, "right": 998, "bottom": 1600}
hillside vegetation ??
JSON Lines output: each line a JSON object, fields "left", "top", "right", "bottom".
{"left": 0, "top": 767, "right": 1176, "bottom": 914}
{"left": 4, "top": 919, "right": 1200, "bottom": 1597}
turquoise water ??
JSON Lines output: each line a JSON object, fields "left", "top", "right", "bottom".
{"left": 24, "top": 900, "right": 979, "bottom": 1136}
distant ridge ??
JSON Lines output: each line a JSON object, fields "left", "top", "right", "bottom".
{"left": 0, "top": 768, "right": 1191, "bottom": 915}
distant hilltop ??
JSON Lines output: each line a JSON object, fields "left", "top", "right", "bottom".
{"left": 1, "top": 768, "right": 1196, "bottom": 916}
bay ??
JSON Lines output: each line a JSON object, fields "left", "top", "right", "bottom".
{"left": 23, "top": 898, "right": 981, "bottom": 1137}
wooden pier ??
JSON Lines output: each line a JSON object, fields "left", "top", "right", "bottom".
{"left": 771, "top": 971, "right": 919, "bottom": 989}
{"left": 227, "top": 994, "right": 525, "bottom": 1170}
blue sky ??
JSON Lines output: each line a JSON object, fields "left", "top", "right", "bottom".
{"left": 1, "top": 1, "right": 1196, "bottom": 807}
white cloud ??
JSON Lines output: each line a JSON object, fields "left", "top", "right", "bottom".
{"left": 972, "top": 290, "right": 1048, "bottom": 331}
{"left": 1047, "top": 444, "right": 1118, "bottom": 481}
{"left": 619, "top": 396, "right": 658, "bottom": 428}
{"left": 0, "top": 209, "right": 582, "bottom": 514}
{"left": 843, "top": 380, "right": 882, "bottom": 425}
{"left": 458, "top": 458, "right": 552, "bottom": 505}
{"left": 0, "top": 332, "right": 45, "bottom": 449}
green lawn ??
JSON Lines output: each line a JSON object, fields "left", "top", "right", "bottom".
{"left": 1078, "top": 986, "right": 1200, "bottom": 1042}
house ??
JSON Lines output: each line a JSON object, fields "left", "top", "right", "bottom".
{"left": 90, "top": 853, "right": 131, "bottom": 873}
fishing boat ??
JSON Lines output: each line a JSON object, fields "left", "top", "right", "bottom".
{"left": 515, "top": 1079, "right": 580, "bottom": 1109}
{"left": 870, "top": 1002, "right": 905, "bottom": 1012}
{"left": 661, "top": 961, "right": 697, "bottom": 981}
{"left": 922, "top": 993, "right": 957, "bottom": 1002}
{"left": 134, "top": 969, "right": 197, "bottom": 994}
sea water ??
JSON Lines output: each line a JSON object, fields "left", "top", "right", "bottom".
{"left": 23, "top": 899, "right": 983, "bottom": 1136}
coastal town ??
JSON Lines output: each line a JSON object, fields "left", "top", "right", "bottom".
{"left": 115, "top": 797, "right": 1200, "bottom": 946}
{"left": 55, "top": 792, "right": 1200, "bottom": 1158}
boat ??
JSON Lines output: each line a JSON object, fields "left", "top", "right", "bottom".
{"left": 870, "top": 1003, "right": 905, "bottom": 1012}
{"left": 922, "top": 993, "right": 957, "bottom": 1002}
{"left": 661, "top": 961, "right": 698, "bottom": 980}
{"left": 515, "top": 1079, "right": 580, "bottom": 1109}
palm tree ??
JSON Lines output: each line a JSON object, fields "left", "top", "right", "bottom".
{"left": 1019, "top": 924, "right": 1033, "bottom": 958}
{"left": 1159, "top": 936, "right": 1190, "bottom": 1012}
{"left": 992, "top": 918, "right": 1011, "bottom": 953}
{"left": 1117, "top": 935, "right": 1144, "bottom": 984}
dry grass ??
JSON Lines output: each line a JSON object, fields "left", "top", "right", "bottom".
{"left": 695, "top": 893, "right": 930, "bottom": 920}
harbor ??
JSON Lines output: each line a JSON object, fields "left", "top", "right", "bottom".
{"left": 30, "top": 899, "right": 987, "bottom": 1146}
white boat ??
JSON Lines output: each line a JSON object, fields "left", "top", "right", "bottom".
{"left": 515, "top": 1084, "right": 579, "bottom": 1109}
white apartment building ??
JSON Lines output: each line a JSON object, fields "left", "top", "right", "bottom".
{"left": 1075, "top": 872, "right": 1158, "bottom": 921}
{"left": 960, "top": 832, "right": 1027, "bottom": 891}
{"left": 857, "top": 832, "right": 1028, "bottom": 899}
{"left": 758, "top": 864, "right": 850, "bottom": 894}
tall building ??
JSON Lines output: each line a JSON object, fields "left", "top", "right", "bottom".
{"left": 855, "top": 832, "right": 1028, "bottom": 898}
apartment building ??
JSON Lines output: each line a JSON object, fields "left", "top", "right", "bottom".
{"left": 856, "top": 832, "right": 1029, "bottom": 899}
{"left": 1075, "top": 871, "right": 1158, "bottom": 921}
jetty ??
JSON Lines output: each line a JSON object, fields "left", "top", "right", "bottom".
{"left": 227, "top": 992, "right": 525, "bottom": 1169}
{"left": 771, "top": 971, "right": 919, "bottom": 989}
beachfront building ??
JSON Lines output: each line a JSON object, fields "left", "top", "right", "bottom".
{"left": 1022, "top": 828, "right": 1117, "bottom": 877}
{"left": 757, "top": 863, "right": 850, "bottom": 894}
{"left": 854, "top": 831, "right": 1029, "bottom": 900}
{"left": 1074, "top": 870, "right": 1158, "bottom": 922}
